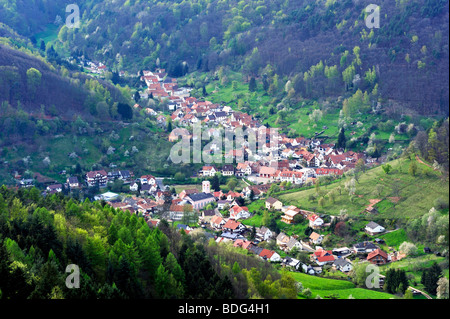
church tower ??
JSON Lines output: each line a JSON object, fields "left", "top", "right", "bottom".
{"left": 202, "top": 180, "right": 211, "bottom": 194}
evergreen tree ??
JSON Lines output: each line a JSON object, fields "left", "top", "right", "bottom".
{"left": 133, "top": 91, "right": 140, "bottom": 104}
{"left": 249, "top": 77, "right": 257, "bottom": 92}
{"left": 40, "top": 40, "right": 46, "bottom": 52}
{"left": 117, "top": 103, "right": 133, "bottom": 120}
{"left": 336, "top": 127, "right": 346, "bottom": 149}
{"left": 421, "top": 262, "right": 442, "bottom": 295}
{"left": 210, "top": 175, "right": 220, "bottom": 192}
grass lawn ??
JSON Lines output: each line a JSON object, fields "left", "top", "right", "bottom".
{"left": 288, "top": 271, "right": 395, "bottom": 299}
{"left": 378, "top": 229, "right": 408, "bottom": 249}
{"left": 173, "top": 184, "right": 202, "bottom": 193}
{"left": 279, "top": 157, "right": 449, "bottom": 219}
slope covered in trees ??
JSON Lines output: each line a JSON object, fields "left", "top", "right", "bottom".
{"left": 0, "top": 41, "right": 129, "bottom": 120}
{"left": 0, "top": 186, "right": 298, "bottom": 299}
{"left": 40, "top": 0, "right": 449, "bottom": 115}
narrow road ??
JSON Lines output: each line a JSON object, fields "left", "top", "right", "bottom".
{"left": 415, "top": 154, "right": 433, "bottom": 169}
{"left": 155, "top": 177, "right": 168, "bottom": 191}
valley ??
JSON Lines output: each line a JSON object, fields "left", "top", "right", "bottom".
{"left": 0, "top": 0, "right": 448, "bottom": 303}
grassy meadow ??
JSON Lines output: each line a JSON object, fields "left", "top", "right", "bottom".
{"left": 289, "top": 271, "right": 395, "bottom": 299}
{"left": 278, "top": 157, "right": 449, "bottom": 219}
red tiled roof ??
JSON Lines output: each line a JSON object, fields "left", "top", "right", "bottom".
{"left": 367, "top": 249, "right": 388, "bottom": 260}
{"left": 223, "top": 219, "right": 242, "bottom": 230}
{"left": 259, "top": 249, "right": 275, "bottom": 259}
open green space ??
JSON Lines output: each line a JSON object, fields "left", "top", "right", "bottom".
{"left": 279, "top": 157, "right": 449, "bottom": 219}
{"left": 289, "top": 271, "right": 395, "bottom": 299}
{"left": 34, "top": 23, "right": 59, "bottom": 45}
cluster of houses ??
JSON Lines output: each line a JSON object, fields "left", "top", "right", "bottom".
{"left": 163, "top": 99, "right": 375, "bottom": 187}
{"left": 82, "top": 61, "right": 108, "bottom": 75}
{"left": 131, "top": 69, "right": 377, "bottom": 187}
{"left": 138, "top": 69, "right": 192, "bottom": 104}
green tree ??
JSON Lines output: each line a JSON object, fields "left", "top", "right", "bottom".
{"left": 26, "top": 68, "right": 42, "bottom": 97}
{"left": 382, "top": 164, "right": 392, "bottom": 174}
{"left": 336, "top": 127, "right": 347, "bottom": 149}
{"left": 210, "top": 175, "right": 220, "bottom": 192}
{"left": 409, "top": 161, "right": 418, "bottom": 176}
{"left": 421, "top": 262, "right": 442, "bottom": 295}
{"left": 249, "top": 77, "right": 257, "bottom": 92}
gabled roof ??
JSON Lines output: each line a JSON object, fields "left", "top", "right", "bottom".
{"left": 223, "top": 219, "right": 242, "bottom": 230}
{"left": 211, "top": 215, "right": 224, "bottom": 225}
{"left": 367, "top": 249, "right": 388, "bottom": 260}
{"left": 266, "top": 197, "right": 280, "bottom": 204}
{"left": 333, "top": 258, "right": 352, "bottom": 267}
{"left": 259, "top": 249, "right": 275, "bottom": 259}
{"left": 366, "top": 221, "right": 382, "bottom": 230}
{"left": 187, "top": 192, "right": 215, "bottom": 202}
{"left": 309, "top": 232, "right": 323, "bottom": 241}
{"left": 354, "top": 241, "right": 378, "bottom": 249}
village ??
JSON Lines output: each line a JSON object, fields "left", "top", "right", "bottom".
{"left": 14, "top": 68, "right": 408, "bottom": 282}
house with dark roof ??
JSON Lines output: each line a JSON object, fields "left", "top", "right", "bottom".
{"left": 221, "top": 164, "right": 235, "bottom": 176}
{"left": 333, "top": 258, "right": 353, "bottom": 272}
{"left": 47, "top": 184, "right": 63, "bottom": 193}
{"left": 286, "top": 237, "right": 302, "bottom": 252}
{"left": 186, "top": 192, "right": 215, "bottom": 210}
{"left": 256, "top": 226, "right": 273, "bottom": 242}
{"left": 249, "top": 245, "right": 264, "bottom": 256}
{"left": 353, "top": 241, "right": 378, "bottom": 254}
{"left": 282, "top": 257, "right": 301, "bottom": 270}
{"left": 365, "top": 221, "right": 386, "bottom": 235}
{"left": 200, "top": 208, "right": 220, "bottom": 224}
{"left": 265, "top": 197, "right": 282, "bottom": 210}
{"left": 67, "top": 176, "right": 79, "bottom": 189}
{"left": 86, "top": 170, "right": 108, "bottom": 187}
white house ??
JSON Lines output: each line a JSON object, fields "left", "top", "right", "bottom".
{"left": 282, "top": 257, "right": 300, "bottom": 270}
{"left": 47, "top": 184, "right": 63, "bottom": 193}
{"left": 229, "top": 205, "right": 251, "bottom": 220}
{"left": 259, "top": 249, "right": 281, "bottom": 262}
{"left": 309, "top": 232, "right": 324, "bottom": 245}
{"left": 333, "top": 258, "right": 353, "bottom": 272}
{"left": 308, "top": 214, "right": 324, "bottom": 229}
{"left": 365, "top": 221, "right": 386, "bottom": 235}
{"left": 67, "top": 177, "right": 79, "bottom": 189}
{"left": 130, "top": 182, "right": 139, "bottom": 192}
{"left": 286, "top": 237, "right": 303, "bottom": 252}
{"left": 256, "top": 226, "right": 273, "bottom": 242}
{"left": 202, "top": 166, "right": 217, "bottom": 177}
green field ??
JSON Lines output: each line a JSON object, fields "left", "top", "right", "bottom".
{"left": 289, "top": 272, "right": 395, "bottom": 299}
{"left": 279, "top": 157, "right": 449, "bottom": 219}
{"left": 378, "top": 229, "right": 409, "bottom": 249}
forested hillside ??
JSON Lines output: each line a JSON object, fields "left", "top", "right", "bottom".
{"left": 0, "top": 186, "right": 298, "bottom": 299}
{"left": 0, "top": 41, "right": 129, "bottom": 119}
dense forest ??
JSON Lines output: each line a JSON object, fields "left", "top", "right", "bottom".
{"left": 40, "top": 0, "right": 449, "bottom": 115}
{"left": 0, "top": 186, "right": 298, "bottom": 299}
{"left": 0, "top": 0, "right": 448, "bottom": 116}
{"left": 0, "top": 38, "right": 130, "bottom": 120}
